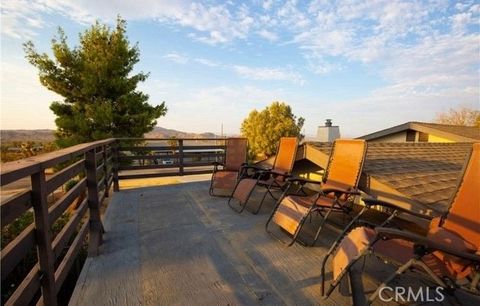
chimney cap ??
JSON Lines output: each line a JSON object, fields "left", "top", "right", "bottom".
{"left": 325, "top": 119, "right": 333, "bottom": 127}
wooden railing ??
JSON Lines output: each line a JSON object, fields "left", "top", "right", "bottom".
{"left": 116, "top": 138, "right": 226, "bottom": 180}
{"left": 0, "top": 137, "right": 226, "bottom": 305}
{"left": 1, "top": 139, "right": 116, "bottom": 306}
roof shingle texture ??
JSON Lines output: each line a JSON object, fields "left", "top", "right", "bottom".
{"left": 307, "top": 142, "right": 473, "bottom": 213}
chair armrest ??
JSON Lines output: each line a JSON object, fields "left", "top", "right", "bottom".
{"left": 212, "top": 161, "right": 224, "bottom": 172}
{"left": 286, "top": 177, "right": 322, "bottom": 185}
{"left": 260, "top": 169, "right": 290, "bottom": 177}
{"left": 375, "top": 227, "right": 480, "bottom": 262}
{"left": 322, "top": 187, "right": 361, "bottom": 196}
{"left": 241, "top": 165, "right": 271, "bottom": 172}
{"left": 362, "top": 198, "right": 432, "bottom": 220}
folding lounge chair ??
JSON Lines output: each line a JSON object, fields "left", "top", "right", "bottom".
{"left": 322, "top": 143, "right": 480, "bottom": 304}
{"left": 209, "top": 138, "right": 247, "bottom": 196}
{"left": 228, "top": 137, "right": 298, "bottom": 214}
{"left": 265, "top": 139, "right": 367, "bottom": 247}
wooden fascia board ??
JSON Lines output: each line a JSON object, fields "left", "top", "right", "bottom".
{"left": 409, "top": 123, "right": 476, "bottom": 142}
{"left": 304, "top": 144, "right": 329, "bottom": 168}
{"left": 357, "top": 122, "right": 411, "bottom": 140}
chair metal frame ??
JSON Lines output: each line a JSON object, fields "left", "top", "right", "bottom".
{"left": 228, "top": 137, "right": 298, "bottom": 214}
{"left": 265, "top": 139, "right": 368, "bottom": 247}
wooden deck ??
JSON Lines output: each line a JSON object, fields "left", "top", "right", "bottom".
{"left": 69, "top": 179, "right": 469, "bottom": 306}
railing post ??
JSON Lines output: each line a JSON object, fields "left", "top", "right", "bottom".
{"left": 102, "top": 145, "right": 109, "bottom": 197}
{"left": 178, "top": 139, "right": 184, "bottom": 175}
{"left": 85, "top": 148, "right": 104, "bottom": 256}
{"left": 31, "top": 171, "right": 57, "bottom": 306}
{"left": 112, "top": 140, "right": 120, "bottom": 192}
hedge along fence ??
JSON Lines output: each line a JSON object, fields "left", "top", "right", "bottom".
{"left": 1, "top": 138, "right": 117, "bottom": 306}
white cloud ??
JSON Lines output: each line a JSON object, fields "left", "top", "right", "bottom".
{"left": 233, "top": 65, "right": 305, "bottom": 85}
{"left": 262, "top": 0, "right": 274, "bottom": 11}
{"left": 163, "top": 52, "right": 188, "bottom": 64}
{"left": 257, "top": 29, "right": 278, "bottom": 42}
{"left": 1, "top": 0, "right": 478, "bottom": 135}
{"left": 193, "top": 58, "right": 220, "bottom": 67}
{"left": 1, "top": 1, "right": 255, "bottom": 44}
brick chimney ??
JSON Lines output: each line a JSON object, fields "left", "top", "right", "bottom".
{"left": 316, "top": 119, "right": 340, "bottom": 142}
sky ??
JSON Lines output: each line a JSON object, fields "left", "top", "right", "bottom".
{"left": 1, "top": 0, "right": 479, "bottom": 137}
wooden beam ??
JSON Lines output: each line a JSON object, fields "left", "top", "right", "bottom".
{"left": 112, "top": 141, "right": 119, "bottom": 192}
{"left": 85, "top": 149, "right": 104, "bottom": 257}
{"left": 31, "top": 171, "right": 57, "bottom": 306}
{"left": 102, "top": 145, "right": 109, "bottom": 198}
{"left": 178, "top": 139, "right": 184, "bottom": 175}
{"left": 1, "top": 189, "right": 32, "bottom": 227}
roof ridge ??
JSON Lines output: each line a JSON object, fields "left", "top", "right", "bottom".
{"left": 412, "top": 121, "right": 479, "bottom": 128}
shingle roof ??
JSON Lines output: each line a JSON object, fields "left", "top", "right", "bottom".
{"left": 359, "top": 121, "right": 480, "bottom": 142}
{"left": 306, "top": 142, "right": 474, "bottom": 214}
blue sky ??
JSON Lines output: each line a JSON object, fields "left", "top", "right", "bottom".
{"left": 1, "top": 0, "right": 479, "bottom": 137}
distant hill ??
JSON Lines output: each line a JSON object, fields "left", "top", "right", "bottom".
{"left": 1, "top": 129, "right": 55, "bottom": 143}
{"left": 1, "top": 127, "right": 218, "bottom": 143}
{"left": 145, "top": 127, "right": 218, "bottom": 139}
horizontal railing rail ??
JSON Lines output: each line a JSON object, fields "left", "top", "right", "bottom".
{"left": 0, "top": 137, "right": 227, "bottom": 305}
{"left": 115, "top": 137, "right": 227, "bottom": 180}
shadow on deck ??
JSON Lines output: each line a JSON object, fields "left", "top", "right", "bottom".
{"left": 69, "top": 179, "right": 466, "bottom": 306}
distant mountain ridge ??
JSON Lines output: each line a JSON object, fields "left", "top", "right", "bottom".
{"left": 1, "top": 129, "right": 55, "bottom": 142}
{"left": 145, "top": 126, "right": 218, "bottom": 139}
{"left": 0, "top": 127, "right": 218, "bottom": 143}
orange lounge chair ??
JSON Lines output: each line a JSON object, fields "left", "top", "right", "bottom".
{"left": 228, "top": 137, "right": 298, "bottom": 214}
{"left": 265, "top": 139, "right": 367, "bottom": 246}
{"left": 322, "top": 143, "right": 480, "bottom": 304}
{"left": 209, "top": 138, "right": 247, "bottom": 196}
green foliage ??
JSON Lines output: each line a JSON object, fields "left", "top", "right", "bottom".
{"left": 65, "top": 179, "right": 79, "bottom": 192}
{"left": 241, "top": 101, "right": 304, "bottom": 159}
{"left": 24, "top": 17, "right": 167, "bottom": 148}
{"left": 1, "top": 211, "right": 34, "bottom": 249}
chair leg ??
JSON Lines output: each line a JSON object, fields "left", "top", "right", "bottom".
{"left": 367, "top": 259, "right": 414, "bottom": 304}
{"left": 252, "top": 187, "right": 270, "bottom": 214}
{"left": 311, "top": 208, "right": 332, "bottom": 246}
{"left": 209, "top": 177, "right": 214, "bottom": 196}
{"left": 252, "top": 181, "right": 278, "bottom": 214}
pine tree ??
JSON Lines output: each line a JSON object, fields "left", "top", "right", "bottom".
{"left": 24, "top": 17, "right": 167, "bottom": 147}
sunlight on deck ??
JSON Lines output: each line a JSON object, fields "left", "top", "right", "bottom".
{"left": 69, "top": 180, "right": 473, "bottom": 305}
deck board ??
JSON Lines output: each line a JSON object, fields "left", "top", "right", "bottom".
{"left": 70, "top": 180, "right": 469, "bottom": 305}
